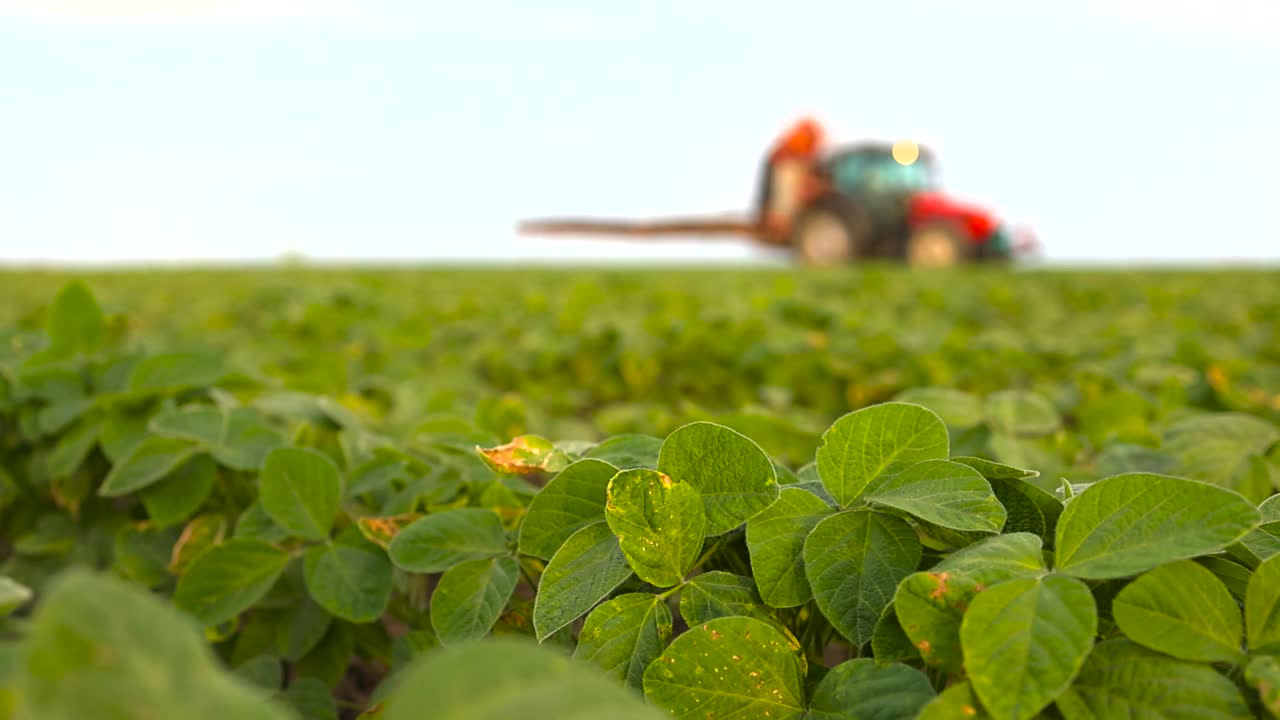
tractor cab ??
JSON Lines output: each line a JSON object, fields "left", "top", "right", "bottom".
{"left": 819, "top": 143, "right": 940, "bottom": 196}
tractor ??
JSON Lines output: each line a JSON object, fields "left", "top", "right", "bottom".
{"left": 518, "top": 117, "right": 1038, "bottom": 267}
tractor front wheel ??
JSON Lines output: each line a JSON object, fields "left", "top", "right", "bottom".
{"left": 905, "top": 222, "right": 973, "bottom": 268}
{"left": 792, "top": 197, "right": 872, "bottom": 266}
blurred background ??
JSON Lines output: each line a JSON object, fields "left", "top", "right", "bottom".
{"left": 2, "top": 0, "right": 1278, "bottom": 267}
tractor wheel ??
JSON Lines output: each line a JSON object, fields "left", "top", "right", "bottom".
{"left": 792, "top": 197, "right": 872, "bottom": 266}
{"left": 905, "top": 221, "right": 973, "bottom": 268}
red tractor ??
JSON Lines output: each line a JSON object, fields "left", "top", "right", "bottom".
{"left": 519, "top": 117, "right": 1038, "bottom": 267}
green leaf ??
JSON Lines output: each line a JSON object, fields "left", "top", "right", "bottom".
{"left": 1054, "top": 473, "right": 1260, "bottom": 580}
{"left": 895, "top": 387, "right": 984, "bottom": 429}
{"left": 805, "top": 657, "right": 936, "bottom": 720}
{"left": 803, "top": 510, "right": 922, "bottom": 646}
{"left": 275, "top": 596, "right": 332, "bottom": 662}
{"left": 98, "top": 435, "right": 202, "bottom": 497}
{"left": 657, "top": 421, "right": 780, "bottom": 536}
{"left": 1229, "top": 528, "right": 1280, "bottom": 569}
{"left": 259, "top": 447, "right": 344, "bottom": 542}
{"left": 1247, "top": 554, "right": 1280, "bottom": 654}
{"left": 46, "top": 415, "right": 101, "bottom": 479}
{"left": 388, "top": 508, "right": 508, "bottom": 574}
{"left": 679, "top": 571, "right": 773, "bottom": 626}
{"left": 303, "top": 544, "right": 393, "bottom": 624}
{"left": 1111, "top": 559, "right": 1244, "bottom": 663}
{"left": 285, "top": 677, "right": 338, "bottom": 720}
{"left": 960, "top": 574, "right": 1097, "bottom": 720}
{"left": 916, "top": 682, "right": 991, "bottom": 720}
{"left": 517, "top": 458, "right": 617, "bottom": 560}
{"left": 140, "top": 453, "right": 218, "bottom": 527}
{"left": 151, "top": 405, "right": 223, "bottom": 446}
{"left": 605, "top": 468, "right": 706, "bottom": 587}
{"left": 296, "top": 622, "right": 354, "bottom": 687}
{"left": 816, "top": 402, "right": 949, "bottom": 508}
{"left": 1095, "top": 443, "right": 1181, "bottom": 478}
{"left": 864, "top": 459, "right": 1006, "bottom": 533}
{"left": 984, "top": 390, "right": 1062, "bottom": 437}
{"left": 585, "top": 434, "right": 663, "bottom": 470}
{"left": 127, "top": 351, "right": 229, "bottom": 393}
{"left": 382, "top": 636, "right": 667, "bottom": 720}
{"left": 1262, "top": 495, "right": 1280, "bottom": 530}
{"left": 17, "top": 569, "right": 292, "bottom": 720}
{"left": 216, "top": 409, "right": 289, "bottom": 471}
{"left": 430, "top": 555, "right": 519, "bottom": 645}
{"left": 173, "top": 538, "right": 291, "bottom": 627}
{"left": 894, "top": 569, "right": 984, "bottom": 673}
{"left": 234, "top": 655, "right": 283, "bottom": 692}
{"left": 643, "top": 616, "right": 806, "bottom": 720}
{"left": 871, "top": 604, "right": 921, "bottom": 663}
{"left": 989, "top": 476, "right": 1062, "bottom": 543}
{"left": 533, "top": 521, "right": 633, "bottom": 641}
{"left": 574, "top": 593, "right": 673, "bottom": 690}
{"left": 236, "top": 501, "right": 291, "bottom": 544}
{"left": 1197, "top": 556, "right": 1254, "bottom": 601}
{"left": 746, "top": 487, "right": 834, "bottom": 608}
{"left": 0, "top": 576, "right": 32, "bottom": 616}
{"left": 112, "top": 523, "right": 180, "bottom": 588}
{"left": 1164, "top": 413, "right": 1280, "bottom": 503}
{"left": 45, "top": 281, "right": 106, "bottom": 357}
{"left": 950, "top": 456, "right": 1040, "bottom": 481}
{"left": 932, "top": 533, "right": 1049, "bottom": 585}
{"left": 1055, "top": 639, "right": 1253, "bottom": 720}
{"left": 1246, "top": 655, "right": 1280, "bottom": 719}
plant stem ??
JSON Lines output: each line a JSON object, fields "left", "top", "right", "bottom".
{"left": 693, "top": 536, "right": 730, "bottom": 570}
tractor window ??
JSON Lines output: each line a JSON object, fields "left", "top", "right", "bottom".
{"left": 828, "top": 151, "right": 937, "bottom": 194}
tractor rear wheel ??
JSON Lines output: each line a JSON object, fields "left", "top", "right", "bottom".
{"left": 792, "top": 197, "right": 872, "bottom": 266}
{"left": 905, "top": 221, "right": 973, "bottom": 268}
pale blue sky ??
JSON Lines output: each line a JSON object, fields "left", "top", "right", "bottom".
{"left": 1, "top": 0, "right": 1277, "bottom": 264}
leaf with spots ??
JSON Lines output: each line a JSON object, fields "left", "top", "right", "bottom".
{"left": 533, "top": 521, "right": 633, "bottom": 641}
{"left": 805, "top": 658, "right": 936, "bottom": 720}
{"left": 1112, "top": 559, "right": 1244, "bottom": 664}
{"left": 574, "top": 593, "right": 673, "bottom": 690}
{"left": 746, "top": 487, "right": 835, "bottom": 608}
{"left": 605, "top": 468, "right": 706, "bottom": 587}
{"left": 643, "top": 616, "right": 807, "bottom": 720}
{"left": 657, "top": 421, "right": 780, "bottom": 536}
{"left": 815, "top": 402, "right": 949, "bottom": 508}
{"left": 517, "top": 458, "right": 617, "bottom": 560}
{"left": 916, "top": 682, "right": 992, "bottom": 720}
{"left": 961, "top": 574, "right": 1097, "bottom": 720}
{"left": 430, "top": 555, "right": 519, "bottom": 645}
{"left": 477, "top": 434, "right": 570, "bottom": 475}
{"left": 929, "top": 532, "right": 1047, "bottom": 586}
{"left": 803, "top": 510, "right": 922, "bottom": 646}
{"left": 894, "top": 569, "right": 984, "bottom": 674}
{"left": 1246, "top": 655, "right": 1280, "bottom": 720}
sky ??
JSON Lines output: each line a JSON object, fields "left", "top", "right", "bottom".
{"left": 1, "top": 0, "right": 1278, "bottom": 265}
